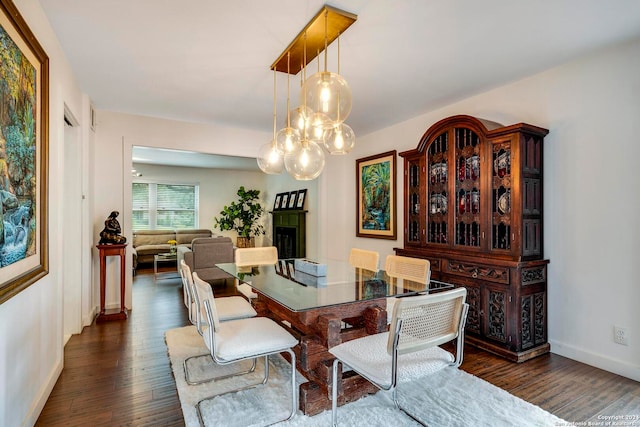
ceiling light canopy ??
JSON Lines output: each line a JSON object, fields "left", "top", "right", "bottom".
{"left": 258, "top": 5, "right": 357, "bottom": 180}
{"left": 270, "top": 6, "right": 357, "bottom": 75}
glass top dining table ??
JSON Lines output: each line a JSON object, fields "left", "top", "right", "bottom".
{"left": 217, "top": 258, "right": 453, "bottom": 312}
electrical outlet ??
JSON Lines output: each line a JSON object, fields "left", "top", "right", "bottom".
{"left": 614, "top": 326, "right": 629, "bottom": 346}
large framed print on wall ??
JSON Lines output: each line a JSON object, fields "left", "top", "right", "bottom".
{"left": 356, "top": 150, "right": 397, "bottom": 239}
{"left": 0, "top": 0, "right": 49, "bottom": 304}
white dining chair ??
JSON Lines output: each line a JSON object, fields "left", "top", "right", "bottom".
{"left": 234, "top": 246, "right": 278, "bottom": 300}
{"left": 235, "top": 246, "right": 278, "bottom": 266}
{"left": 180, "top": 259, "right": 197, "bottom": 325}
{"left": 193, "top": 272, "right": 299, "bottom": 425}
{"left": 181, "top": 261, "right": 258, "bottom": 385}
{"left": 330, "top": 287, "right": 469, "bottom": 426}
{"left": 348, "top": 248, "right": 379, "bottom": 272}
{"left": 384, "top": 255, "right": 431, "bottom": 324}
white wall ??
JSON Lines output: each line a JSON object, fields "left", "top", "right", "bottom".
{"left": 0, "top": 1, "right": 88, "bottom": 426}
{"left": 319, "top": 38, "right": 640, "bottom": 381}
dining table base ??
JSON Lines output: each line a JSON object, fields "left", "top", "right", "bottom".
{"left": 253, "top": 294, "right": 388, "bottom": 416}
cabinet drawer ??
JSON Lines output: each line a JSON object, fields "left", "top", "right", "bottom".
{"left": 445, "top": 260, "right": 510, "bottom": 284}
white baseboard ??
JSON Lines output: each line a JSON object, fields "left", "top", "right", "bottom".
{"left": 549, "top": 339, "right": 640, "bottom": 382}
{"left": 83, "top": 306, "right": 98, "bottom": 327}
{"left": 24, "top": 355, "right": 63, "bottom": 427}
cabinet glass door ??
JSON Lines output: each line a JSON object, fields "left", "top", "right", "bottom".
{"left": 491, "top": 140, "right": 512, "bottom": 250}
{"left": 406, "top": 157, "right": 423, "bottom": 245}
{"left": 454, "top": 127, "right": 481, "bottom": 248}
{"left": 426, "top": 132, "right": 448, "bottom": 244}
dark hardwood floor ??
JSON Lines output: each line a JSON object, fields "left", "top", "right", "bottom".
{"left": 37, "top": 265, "right": 640, "bottom": 426}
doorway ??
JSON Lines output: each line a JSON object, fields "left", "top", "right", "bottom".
{"left": 62, "top": 110, "right": 83, "bottom": 342}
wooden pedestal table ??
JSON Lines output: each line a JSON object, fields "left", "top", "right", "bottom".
{"left": 252, "top": 294, "right": 387, "bottom": 416}
{"left": 96, "top": 243, "right": 128, "bottom": 322}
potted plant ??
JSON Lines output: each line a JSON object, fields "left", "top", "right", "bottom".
{"left": 213, "top": 186, "right": 265, "bottom": 248}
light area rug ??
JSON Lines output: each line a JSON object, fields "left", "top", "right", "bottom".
{"left": 166, "top": 325, "right": 565, "bottom": 427}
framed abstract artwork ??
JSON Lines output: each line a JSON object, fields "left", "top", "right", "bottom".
{"left": 356, "top": 150, "right": 397, "bottom": 239}
{"left": 0, "top": 0, "right": 50, "bottom": 304}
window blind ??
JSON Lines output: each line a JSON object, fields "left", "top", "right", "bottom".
{"left": 132, "top": 182, "right": 198, "bottom": 230}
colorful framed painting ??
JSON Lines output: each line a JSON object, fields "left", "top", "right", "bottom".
{"left": 356, "top": 150, "right": 396, "bottom": 239}
{"left": 0, "top": 0, "right": 49, "bottom": 304}
{"left": 287, "top": 190, "right": 298, "bottom": 209}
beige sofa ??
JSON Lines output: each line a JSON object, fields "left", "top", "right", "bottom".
{"left": 132, "top": 229, "right": 212, "bottom": 269}
{"left": 183, "top": 236, "right": 234, "bottom": 283}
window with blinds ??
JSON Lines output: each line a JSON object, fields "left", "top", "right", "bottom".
{"left": 132, "top": 182, "right": 198, "bottom": 230}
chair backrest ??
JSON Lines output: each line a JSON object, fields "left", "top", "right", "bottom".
{"left": 192, "top": 272, "right": 221, "bottom": 331}
{"left": 235, "top": 246, "right": 278, "bottom": 266}
{"left": 388, "top": 287, "right": 467, "bottom": 355}
{"left": 384, "top": 255, "right": 430, "bottom": 284}
{"left": 180, "top": 259, "right": 196, "bottom": 324}
{"left": 349, "top": 248, "right": 379, "bottom": 272}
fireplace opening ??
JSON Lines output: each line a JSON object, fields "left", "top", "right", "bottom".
{"left": 275, "top": 227, "right": 297, "bottom": 259}
{"left": 272, "top": 210, "right": 306, "bottom": 259}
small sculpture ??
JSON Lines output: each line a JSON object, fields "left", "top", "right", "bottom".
{"left": 99, "top": 211, "right": 127, "bottom": 244}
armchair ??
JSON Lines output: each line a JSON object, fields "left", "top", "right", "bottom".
{"left": 183, "top": 236, "right": 234, "bottom": 283}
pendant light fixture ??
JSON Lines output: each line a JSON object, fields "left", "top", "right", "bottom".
{"left": 307, "top": 49, "right": 331, "bottom": 144}
{"left": 275, "top": 52, "right": 301, "bottom": 155}
{"left": 284, "top": 138, "right": 326, "bottom": 181}
{"left": 264, "top": 5, "right": 357, "bottom": 180}
{"left": 291, "top": 52, "right": 330, "bottom": 145}
{"left": 302, "top": 9, "right": 353, "bottom": 125}
{"left": 257, "top": 69, "right": 284, "bottom": 174}
{"left": 322, "top": 34, "right": 356, "bottom": 154}
{"left": 285, "top": 32, "right": 325, "bottom": 180}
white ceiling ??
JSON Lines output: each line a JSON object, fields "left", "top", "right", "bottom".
{"left": 39, "top": 0, "right": 640, "bottom": 167}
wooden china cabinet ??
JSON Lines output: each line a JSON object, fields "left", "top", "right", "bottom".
{"left": 395, "top": 115, "right": 550, "bottom": 362}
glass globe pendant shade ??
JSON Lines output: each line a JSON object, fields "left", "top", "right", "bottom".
{"left": 257, "top": 140, "right": 284, "bottom": 174}
{"left": 275, "top": 126, "right": 301, "bottom": 154}
{"left": 284, "top": 139, "right": 325, "bottom": 181}
{"left": 308, "top": 112, "right": 331, "bottom": 143}
{"left": 289, "top": 105, "right": 314, "bottom": 133}
{"left": 324, "top": 122, "right": 355, "bottom": 155}
{"left": 303, "top": 71, "right": 352, "bottom": 124}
